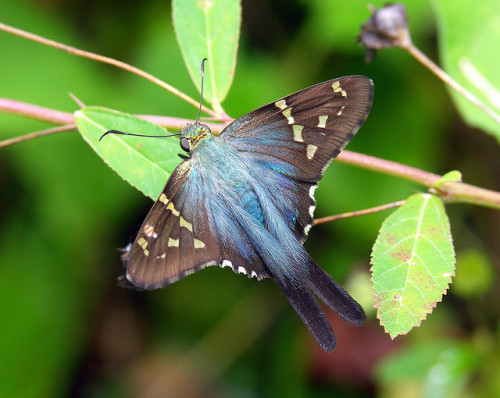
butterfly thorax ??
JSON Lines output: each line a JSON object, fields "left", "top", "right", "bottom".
{"left": 185, "top": 133, "right": 308, "bottom": 280}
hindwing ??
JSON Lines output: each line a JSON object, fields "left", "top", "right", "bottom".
{"left": 220, "top": 76, "right": 374, "bottom": 241}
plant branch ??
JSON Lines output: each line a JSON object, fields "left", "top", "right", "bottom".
{"left": 0, "top": 22, "right": 218, "bottom": 118}
{"left": 336, "top": 151, "right": 500, "bottom": 209}
{"left": 0, "top": 124, "right": 76, "bottom": 148}
{"left": 0, "top": 99, "right": 225, "bottom": 134}
{"left": 2, "top": 98, "right": 500, "bottom": 210}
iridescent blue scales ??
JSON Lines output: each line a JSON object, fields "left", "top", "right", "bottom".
{"left": 122, "top": 76, "right": 374, "bottom": 352}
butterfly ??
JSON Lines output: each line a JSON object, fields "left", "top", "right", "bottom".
{"left": 120, "top": 76, "right": 374, "bottom": 352}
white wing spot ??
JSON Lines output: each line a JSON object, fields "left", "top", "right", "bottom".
{"left": 221, "top": 260, "right": 232, "bottom": 268}
{"left": 282, "top": 108, "right": 294, "bottom": 124}
{"left": 274, "top": 99, "right": 287, "bottom": 110}
{"left": 237, "top": 266, "right": 247, "bottom": 275}
{"left": 168, "top": 238, "right": 179, "bottom": 247}
{"left": 317, "top": 115, "right": 328, "bottom": 128}
{"left": 308, "top": 185, "right": 317, "bottom": 218}
{"left": 194, "top": 238, "right": 205, "bottom": 249}
{"left": 306, "top": 144, "right": 318, "bottom": 159}
{"left": 293, "top": 124, "right": 304, "bottom": 142}
{"left": 336, "top": 105, "right": 345, "bottom": 116}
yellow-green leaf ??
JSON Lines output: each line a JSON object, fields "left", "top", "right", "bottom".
{"left": 371, "top": 193, "right": 456, "bottom": 338}
{"left": 432, "top": 0, "right": 500, "bottom": 141}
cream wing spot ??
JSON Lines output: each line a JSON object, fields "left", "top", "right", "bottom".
{"left": 194, "top": 238, "right": 205, "bottom": 249}
{"left": 274, "top": 99, "right": 287, "bottom": 110}
{"left": 180, "top": 216, "right": 193, "bottom": 232}
{"left": 317, "top": 115, "right": 328, "bottom": 128}
{"left": 168, "top": 238, "right": 179, "bottom": 247}
{"left": 331, "top": 81, "right": 347, "bottom": 98}
{"left": 138, "top": 238, "right": 148, "bottom": 249}
{"left": 159, "top": 193, "right": 168, "bottom": 204}
{"left": 143, "top": 224, "right": 158, "bottom": 238}
{"left": 281, "top": 108, "right": 294, "bottom": 124}
{"left": 166, "top": 202, "right": 180, "bottom": 217}
{"left": 337, "top": 105, "right": 345, "bottom": 116}
{"left": 292, "top": 124, "right": 304, "bottom": 142}
{"left": 306, "top": 144, "right": 318, "bottom": 160}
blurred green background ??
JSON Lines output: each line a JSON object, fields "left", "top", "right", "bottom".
{"left": 1, "top": 0, "right": 499, "bottom": 397}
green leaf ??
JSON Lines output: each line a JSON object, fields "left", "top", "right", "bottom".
{"left": 371, "top": 193, "right": 456, "bottom": 338}
{"left": 432, "top": 0, "right": 500, "bottom": 142}
{"left": 172, "top": 0, "right": 241, "bottom": 113}
{"left": 433, "top": 170, "right": 462, "bottom": 189}
{"left": 74, "top": 107, "right": 181, "bottom": 200}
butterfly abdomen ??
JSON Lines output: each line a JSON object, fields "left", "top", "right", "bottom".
{"left": 236, "top": 185, "right": 264, "bottom": 224}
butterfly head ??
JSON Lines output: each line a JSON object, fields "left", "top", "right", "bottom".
{"left": 179, "top": 123, "right": 212, "bottom": 152}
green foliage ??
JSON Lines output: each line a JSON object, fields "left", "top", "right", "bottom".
{"left": 454, "top": 248, "right": 496, "bottom": 297}
{"left": 432, "top": 0, "right": 500, "bottom": 141}
{"left": 376, "top": 341, "right": 483, "bottom": 398}
{"left": 1, "top": 0, "right": 499, "bottom": 397}
{"left": 172, "top": 0, "right": 240, "bottom": 113}
{"left": 372, "top": 194, "right": 455, "bottom": 337}
{"left": 75, "top": 107, "right": 180, "bottom": 199}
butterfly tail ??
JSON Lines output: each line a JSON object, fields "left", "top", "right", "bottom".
{"left": 274, "top": 275, "right": 337, "bottom": 352}
{"left": 306, "top": 259, "right": 366, "bottom": 326}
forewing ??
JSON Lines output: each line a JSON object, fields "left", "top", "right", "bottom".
{"left": 220, "top": 76, "right": 373, "bottom": 181}
{"left": 220, "top": 76, "right": 373, "bottom": 241}
{"left": 124, "top": 161, "right": 221, "bottom": 290}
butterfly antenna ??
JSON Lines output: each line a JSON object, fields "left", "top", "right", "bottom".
{"left": 195, "top": 58, "right": 208, "bottom": 124}
{"left": 99, "top": 130, "right": 181, "bottom": 142}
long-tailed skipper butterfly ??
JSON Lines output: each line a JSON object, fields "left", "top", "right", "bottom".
{"left": 113, "top": 71, "right": 373, "bottom": 352}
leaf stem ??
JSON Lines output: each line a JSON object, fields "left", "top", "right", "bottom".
{"left": 315, "top": 200, "right": 406, "bottom": 224}
{"left": 402, "top": 41, "right": 500, "bottom": 126}
{"left": 0, "top": 22, "right": 218, "bottom": 118}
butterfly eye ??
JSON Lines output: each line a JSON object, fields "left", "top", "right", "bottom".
{"left": 180, "top": 137, "right": 191, "bottom": 152}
